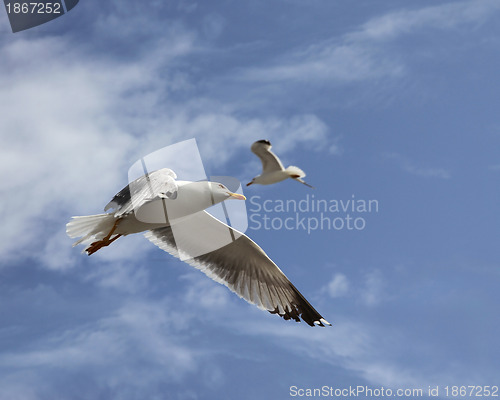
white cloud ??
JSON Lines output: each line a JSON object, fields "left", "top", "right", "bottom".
{"left": 0, "top": 298, "right": 200, "bottom": 396}
{"left": 351, "top": 0, "right": 500, "bottom": 42}
{"left": 326, "top": 273, "right": 350, "bottom": 298}
{"left": 241, "top": 40, "right": 403, "bottom": 84}
{"left": 240, "top": 0, "right": 500, "bottom": 85}
{"left": 83, "top": 259, "right": 151, "bottom": 294}
{"left": 149, "top": 111, "right": 329, "bottom": 172}
{"left": 320, "top": 268, "right": 389, "bottom": 308}
{"left": 361, "top": 269, "right": 386, "bottom": 307}
{"left": 328, "top": 135, "right": 344, "bottom": 156}
{"left": 237, "top": 309, "right": 494, "bottom": 392}
{"left": 202, "top": 13, "right": 226, "bottom": 40}
{"left": 0, "top": 273, "right": 254, "bottom": 398}
{"left": 0, "top": 38, "right": 139, "bottom": 266}
{"left": 0, "top": 33, "right": 330, "bottom": 268}
{"left": 239, "top": 317, "right": 426, "bottom": 388}
{"left": 180, "top": 272, "right": 231, "bottom": 311}
{"left": 1, "top": 2, "right": 497, "bottom": 399}
{"left": 0, "top": 260, "right": 495, "bottom": 399}
{"left": 404, "top": 165, "right": 451, "bottom": 179}
{"left": 177, "top": 0, "right": 198, "bottom": 14}
{"left": 385, "top": 153, "right": 451, "bottom": 179}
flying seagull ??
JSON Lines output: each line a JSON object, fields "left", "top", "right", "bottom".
{"left": 247, "top": 140, "right": 313, "bottom": 188}
{"left": 67, "top": 168, "right": 331, "bottom": 327}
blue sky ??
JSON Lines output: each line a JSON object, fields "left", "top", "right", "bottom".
{"left": 1, "top": 1, "right": 499, "bottom": 399}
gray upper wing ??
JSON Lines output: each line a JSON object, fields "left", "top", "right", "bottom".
{"left": 104, "top": 168, "right": 178, "bottom": 215}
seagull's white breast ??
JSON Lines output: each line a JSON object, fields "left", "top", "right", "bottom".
{"left": 254, "top": 170, "right": 290, "bottom": 185}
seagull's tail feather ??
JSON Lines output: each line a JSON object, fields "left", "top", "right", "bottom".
{"left": 286, "top": 166, "right": 314, "bottom": 188}
{"left": 285, "top": 165, "right": 306, "bottom": 178}
{"left": 66, "top": 213, "right": 117, "bottom": 247}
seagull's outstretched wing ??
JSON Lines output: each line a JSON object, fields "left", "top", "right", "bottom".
{"left": 251, "top": 140, "right": 285, "bottom": 173}
{"left": 105, "top": 168, "right": 178, "bottom": 215}
{"left": 144, "top": 210, "right": 331, "bottom": 327}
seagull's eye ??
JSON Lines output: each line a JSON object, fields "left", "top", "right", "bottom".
{"left": 218, "top": 184, "right": 225, "bottom": 189}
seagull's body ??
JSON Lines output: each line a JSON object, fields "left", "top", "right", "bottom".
{"left": 67, "top": 169, "right": 238, "bottom": 249}
{"left": 67, "top": 168, "right": 330, "bottom": 326}
{"left": 247, "top": 140, "right": 313, "bottom": 188}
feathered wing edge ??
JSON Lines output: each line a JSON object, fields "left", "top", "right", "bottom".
{"left": 251, "top": 141, "right": 285, "bottom": 173}
{"left": 144, "top": 213, "right": 330, "bottom": 327}
{"left": 104, "top": 168, "right": 178, "bottom": 214}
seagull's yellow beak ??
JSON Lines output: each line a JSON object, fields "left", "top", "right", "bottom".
{"left": 228, "top": 192, "right": 246, "bottom": 200}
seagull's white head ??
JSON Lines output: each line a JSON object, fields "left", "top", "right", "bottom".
{"left": 209, "top": 182, "right": 246, "bottom": 203}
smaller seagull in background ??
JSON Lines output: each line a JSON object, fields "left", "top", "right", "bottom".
{"left": 247, "top": 140, "right": 314, "bottom": 188}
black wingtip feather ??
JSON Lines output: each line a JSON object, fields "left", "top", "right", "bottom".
{"left": 269, "top": 305, "right": 328, "bottom": 327}
{"left": 256, "top": 139, "right": 271, "bottom": 146}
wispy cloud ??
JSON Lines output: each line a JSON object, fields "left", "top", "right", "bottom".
{"left": 3, "top": 2, "right": 496, "bottom": 399}
{"left": 385, "top": 153, "right": 451, "bottom": 179}
{"left": 0, "top": 298, "right": 201, "bottom": 397}
{"left": 350, "top": 0, "right": 500, "bottom": 42}
{"left": 404, "top": 165, "right": 451, "bottom": 179}
{"left": 240, "top": 0, "right": 500, "bottom": 85}
{"left": 239, "top": 317, "right": 427, "bottom": 389}
{"left": 240, "top": 39, "right": 404, "bottom": 84}
{"left": 0, "top": 273, "right": 257, "bottom": 398}
{"left": 1, "top": 259, "right": 496, "bottom": 399}
{"left": 326, "top": 273, "right": 350, "bottom": 298}
{"left": 237, "top": 304, "right": 497, "bottom": 392}
{"left": 323, "top": 270, "right": 387, "bottom": 305}
{"left": 361, "top": 269, "right": 386, "bottom": 307}
{"left": 0, "top": 33, "right": 330, "bottom": 268}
